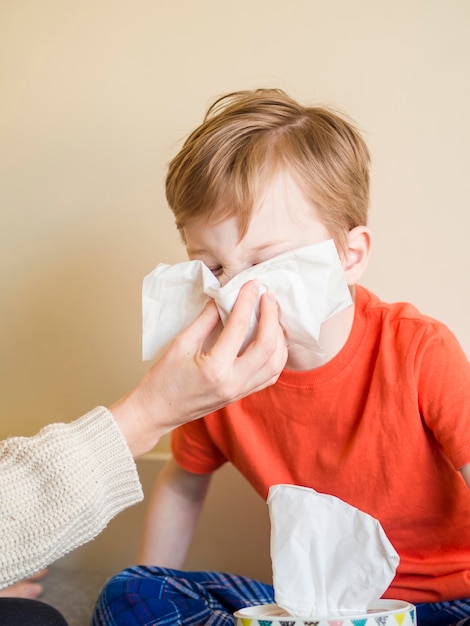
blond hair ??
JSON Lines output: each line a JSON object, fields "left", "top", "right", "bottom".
{"left": 165, "top": 89, "right": 370, "bottom": 254}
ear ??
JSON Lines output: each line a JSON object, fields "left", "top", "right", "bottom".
{"left": 342, "top": 226, "right": 372, "bottom": 285}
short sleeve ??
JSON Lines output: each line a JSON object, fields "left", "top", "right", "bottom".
{"left": 416, "top": 320, "right": 470, "bottom": 469}
{"left": 171, "top": 412, "right": 227, "bottom": 474}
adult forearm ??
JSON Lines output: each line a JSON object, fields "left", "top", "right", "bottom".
{"left": 0, "top": 407, "right": 142, "bottom": 590}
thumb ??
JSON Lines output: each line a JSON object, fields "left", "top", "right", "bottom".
{"left": 180, "top": 300, "right": 221, "bottom": 346}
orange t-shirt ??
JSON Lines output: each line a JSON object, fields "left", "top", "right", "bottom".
{"left": 172, "top": 286, "right": 470, "bottom": 603}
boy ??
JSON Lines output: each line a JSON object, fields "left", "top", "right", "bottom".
{"left": 92, "top": 89, "right": 470, "bottom": 626}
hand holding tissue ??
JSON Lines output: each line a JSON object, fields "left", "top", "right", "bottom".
{"left": 142, "top": 239, "right": 352, "bottom": 361}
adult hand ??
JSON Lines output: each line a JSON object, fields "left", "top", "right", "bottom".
{"left": 111, "top": 281, "right": 287, "bottom": 456}
{"left": 0, "top": 570, "right": 47, "bottom": 599}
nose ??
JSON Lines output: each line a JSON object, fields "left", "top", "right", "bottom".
{"left": 218, "top": 273, "right": 233, "bottom": 287}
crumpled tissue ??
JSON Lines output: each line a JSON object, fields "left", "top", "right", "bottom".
{"left": 142, "top": 239, "right": 352, "bottom": 361}
{"left": 267, "top": 484, "right": 399, "bottom": 619}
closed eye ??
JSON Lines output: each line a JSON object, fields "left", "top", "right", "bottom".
{"left": 209, "top": 265, "right": 224, "bottom": 277}
{"left": 209, "top": 261, "right": 262, "bottom": 278}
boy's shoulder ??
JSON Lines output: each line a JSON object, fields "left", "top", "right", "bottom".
{"left": 359, "top": 284, "right": 438, "bottom": 321}
{"left": 356, "top": 285, "right": 460, "bottom": 348}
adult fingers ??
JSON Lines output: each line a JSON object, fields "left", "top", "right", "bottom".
{"left": 175, "top": 300, "right": 221, "bottom": 348}
{"left": 233, "top": 291, "right": 287, "bottom": 390}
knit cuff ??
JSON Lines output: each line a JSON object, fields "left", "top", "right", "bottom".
{"left": 0, "top": 407, "right": 143, "bottom": 588}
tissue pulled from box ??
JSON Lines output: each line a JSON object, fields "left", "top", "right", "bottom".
{"left": 267, "top": 484, "right": 399, "bottom": 619}
{"left": 142, "top": 239, "right": 352, "bottom": 361}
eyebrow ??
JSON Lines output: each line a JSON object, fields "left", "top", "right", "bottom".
{"left": 187, "top": 240, "right": 286, "bottom": 257}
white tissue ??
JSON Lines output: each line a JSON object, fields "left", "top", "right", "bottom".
{"left": 142, "top": 239, "right": 352, "bottom": 361}
{"left": 267, "top": 485, "right": 399, "bottom": 619}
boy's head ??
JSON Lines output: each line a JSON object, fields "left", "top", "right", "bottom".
{"left": 165, "top": 88, "right": 370, "bottom": 259}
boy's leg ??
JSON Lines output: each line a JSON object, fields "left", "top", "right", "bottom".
{"left": 92, "top": 566, "right": 274, "bottom": 626}
{"left": 0, "top": 598, "right": 68, "bottom": 625}
{"left": 416, "top": 600, "right": 470, "bottom": 626}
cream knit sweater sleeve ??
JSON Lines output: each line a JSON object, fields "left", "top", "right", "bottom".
{"left": 0, "top": 406, "right": 143, "bottom": 590}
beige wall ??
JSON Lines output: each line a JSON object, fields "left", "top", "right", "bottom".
{"left": 1, "top": 1, "right": 469, "bottom": 451}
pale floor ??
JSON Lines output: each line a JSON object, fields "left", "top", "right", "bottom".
{"left": 41, "top": 566, "right": 109, "bottom": 626}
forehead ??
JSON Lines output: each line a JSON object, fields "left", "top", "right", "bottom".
{"left": 184, "top": 170, "right": 331, "bottom": 261}
{"left": 184, "top": 214, "right": 241, "bottom": 256}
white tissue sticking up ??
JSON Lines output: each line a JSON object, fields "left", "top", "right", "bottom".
{"left": 142, "top": 239, "right": 352, "bottom": 361}
{"left": 267, "top": 485, "right": 400, "bottom": 619}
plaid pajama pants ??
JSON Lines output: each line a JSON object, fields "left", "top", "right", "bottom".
{"left": 91, "top": 566, "right": 470, "bottom": 626}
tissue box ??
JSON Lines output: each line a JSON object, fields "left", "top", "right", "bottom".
{"left": 234, "top": 599, "right": 415, "bottom": 626}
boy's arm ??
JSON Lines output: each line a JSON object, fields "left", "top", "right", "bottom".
{"left": 138, "top": 458, "right": 211, "bottom": 568}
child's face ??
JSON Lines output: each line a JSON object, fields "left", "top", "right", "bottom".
{"left": 183, "top": 170, "right": 332, "bottom": 286}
